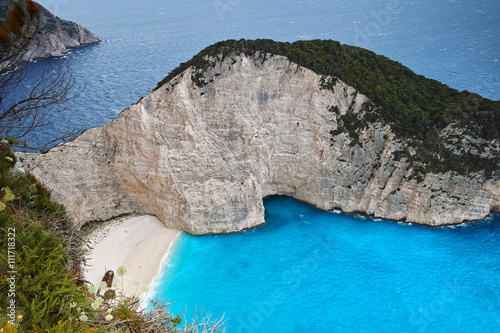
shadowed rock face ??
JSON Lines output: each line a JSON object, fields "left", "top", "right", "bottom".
{"left": 17, "top": 52, "right": 500, "bottom": 235}
{"left": 0, "top": 0, "right": 99, "bottom": 60}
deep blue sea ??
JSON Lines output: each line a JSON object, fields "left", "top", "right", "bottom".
{"left": 21, "top": 0, "right": 500, "bottom": 331}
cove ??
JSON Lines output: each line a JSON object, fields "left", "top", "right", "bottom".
{"left": 154, "top": 196, "right": 500, "bottom": 332}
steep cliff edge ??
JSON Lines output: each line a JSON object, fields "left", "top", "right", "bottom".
{"left": 16, "top": 40, "right": 500, "bottom": 235}
{"left": 0, "top": 0, "right": 99, "bottom": 60}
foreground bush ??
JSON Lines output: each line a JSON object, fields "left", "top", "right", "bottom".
{"left": 0, "top": 142, "right": 225, "bottom": 332}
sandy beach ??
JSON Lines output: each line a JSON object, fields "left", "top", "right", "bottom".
{"left": 83, "top": 215, "right": 181, "bottom": 298}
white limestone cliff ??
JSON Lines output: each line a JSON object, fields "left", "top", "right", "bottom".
{"left": 16, "top": 53, "right": 500, "bottom": 234}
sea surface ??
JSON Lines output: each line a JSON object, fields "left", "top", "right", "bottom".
{"left": 157, "top": 196, "right": 500, "bottom": 332}
{"left": 19, "top": 0, "right": 500, "bottom": 331}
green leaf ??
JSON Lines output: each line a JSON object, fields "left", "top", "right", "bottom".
{"left": 0, "top": 201, "right": 5, "bottom": 211}
{"left": 5, "top": 137, "right": 19, "bottom": 145}
{"left": 4, "top": 187, "right": 15, "bottom": 201}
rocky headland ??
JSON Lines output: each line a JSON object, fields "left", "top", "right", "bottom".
{"left": 0, "top": 0, "right": 99, "bottom": 60}
{"left": 17, "top": 40, "right": 500, "bottom": 235}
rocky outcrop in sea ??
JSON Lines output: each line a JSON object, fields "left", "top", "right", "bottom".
{"left": 0, "top": 0, "right": 99, "bottom": 60}
{"left": 17, "top": 43, "right": 500, "bottom": 235}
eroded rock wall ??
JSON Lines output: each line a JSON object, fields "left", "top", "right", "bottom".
{"left": 17, "top": 53, "right": 500, "bottom": 234}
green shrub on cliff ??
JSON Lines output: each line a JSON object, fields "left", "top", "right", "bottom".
{"left": 157, "top": 39, "right": 499, "bottom": 141}
{"left": 0, "top": 141, "right": 99, "bottom": 331}
{"left": 0, "top": 142, "right": 225, "bottom": 332}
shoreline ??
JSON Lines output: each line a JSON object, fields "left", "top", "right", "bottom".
{"left": 140, "top": 230, "right": 182, "bottom": 307}
{"left": 83, "top": 215, "right": 181, "bottom": 299}
{"left": 264, "top": 195, "right": 499, "bottom": 229}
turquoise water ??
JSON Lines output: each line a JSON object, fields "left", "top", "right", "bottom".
{"left": 155, "top": 196, "right": 500, "bottom": 332}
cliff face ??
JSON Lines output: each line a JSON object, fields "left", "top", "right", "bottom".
{"left": 0, "top": 0, "right": 99, "bottom": 60}
{"left": 17, "top": 52, "right": 500, "bottom": 235}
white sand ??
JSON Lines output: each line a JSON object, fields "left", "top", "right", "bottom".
{"left": 84, "top": 215, "right": 181, "bottom": 297}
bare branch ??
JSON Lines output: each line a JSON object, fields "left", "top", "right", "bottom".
{"left": 0, "top": 0, "right": 83, "bottom": 151}
{"left": 180, "top": 311, "right": 227, "bottom": 333}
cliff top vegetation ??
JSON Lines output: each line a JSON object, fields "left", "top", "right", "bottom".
{"left": 157, "top": 39, "right": 499, "bottom": 140}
